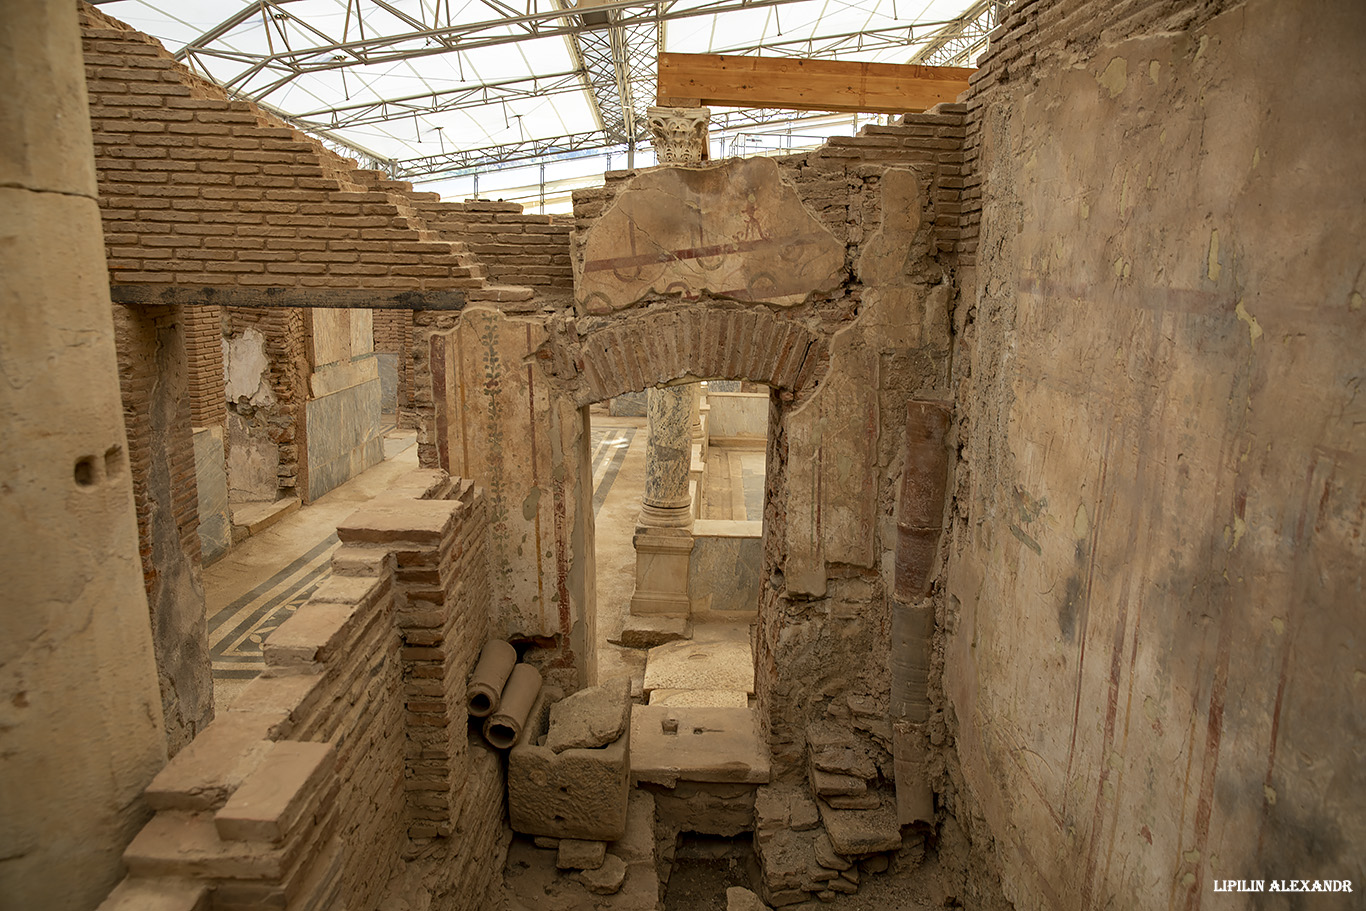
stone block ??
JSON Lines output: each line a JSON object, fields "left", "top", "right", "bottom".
{"left": 812, "top": 833, "right": 850, "bottom": 871}
{"left": 648, "top": 688, "right": 749, "bottom": 708}
{"left": 214, "top": 741, "right": 335, "bottom": 843}
{"left": 822, "top": 793, "right": 881, "bottom": 810}
{"left": 610, "top": 614, "right": 691, "bottom": 649}
{"left": 576, "top": 157, "right": 844, "bottom": 311}
{"left": 630, "top": 705, "right": 769, "bottom": 786}
{"left": 508, "top": 689, "right": 630, "bottom": 840}
{"left": 689, "top": 522, "right": 762, "bottom": 614}
{"left": 811, "top": 746, "right": 877, "bottom": 781}
{"left": 756, "top": 828, "right": 814, "bottom": 891}
{"left": 612, "top": 789, "right": 657, "bottom": 866}
{"left": 556, "top": 838, "right": 607, "bottom": 870}
{"left": 144, "top": 712, "right": 284, "bottom": 811}
{"left": 810, "top": 767, "right": 866, "bottom": 798}
{"left": 262, "top": 602, "right": 358, "bottom": 671}
{"left": 727, "top": 886, "right": 769, "bottom": 911}
{"left": 546, "top": 677, "right": 630, "bottom": 753}
{"left": 574, "top": 854, "right": 626, "bottom": 894}
{"left": 817, "top": 794, "right": 901, "bottom": 855}
{"left": 642, "top": 637, "right": 754, "bottom": 696}
{"left": 336, "top": 500, "right": 462, "bottom": 546}
{"left": 97, "top": 878, "right": 209, "bottom": 911}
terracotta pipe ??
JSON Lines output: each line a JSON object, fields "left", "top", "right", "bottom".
{"left": 483, "top": 663, "right": 543, "bottom": 749}
{"left": 890, "top": 400, "right": 950, "bottom": 825}
{"left": 894, "top": 401, "right": 951, "bottom": 601}
{"left": 466, "top": 639, "right": 518, "bottom": 719}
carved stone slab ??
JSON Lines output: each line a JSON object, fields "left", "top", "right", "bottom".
{"left": 576, "top": 157, "right": 845, "bottom": 313}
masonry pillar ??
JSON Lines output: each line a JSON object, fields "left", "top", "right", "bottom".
{"left": 0, "top": 1, "right": 168, "bottom": 907}
{"left": 629, "top": 384, "right": 696, "bottom": 615}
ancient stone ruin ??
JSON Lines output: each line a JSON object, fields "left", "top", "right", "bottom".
{"left": 3, "top": 1, "right": 1363, "bottom": 910}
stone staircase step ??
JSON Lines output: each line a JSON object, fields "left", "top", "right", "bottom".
{"left": 229, "top": 497, "right": 300, "bottom": 541}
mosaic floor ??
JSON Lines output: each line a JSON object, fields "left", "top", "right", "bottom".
{"left": 210, "top": 425, "right": 637, "bottom": 681}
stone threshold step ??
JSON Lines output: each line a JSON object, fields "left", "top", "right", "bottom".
{"left": 230, "top": 497, "right": 301, "bottom": 542}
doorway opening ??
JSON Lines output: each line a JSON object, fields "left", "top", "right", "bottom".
{"left": 587, "top": 381, "right": 771, "bottom": 701}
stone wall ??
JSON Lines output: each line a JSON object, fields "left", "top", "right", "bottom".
{"left": 98, "top": 470, "right": 510, "bottom": 911}
{"left": 946, "top": 0, "right": 1366, "bottom": 907}
{"left": 222, "top": 307, "right": 311, "bottom": 502}
{"left": 0, "top": 2, "right": 167, "bottom": 906}
{"left": 424, "top": 129, "right": 961, "bottom": 743}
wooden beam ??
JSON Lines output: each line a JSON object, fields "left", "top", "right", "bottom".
{"left": 109, "top": 285, "right": 467, "bottom": 310}
{"left": 657, "top": 52, "right": 973, "bottom": 115}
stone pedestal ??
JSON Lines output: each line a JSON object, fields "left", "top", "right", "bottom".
{"left": 630, "top": 385, "right": 695, "bottom": 616}
{"left": 628, "top": 529, "right": 695, "bottom": 616}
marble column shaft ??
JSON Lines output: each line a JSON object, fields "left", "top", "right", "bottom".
{"left": 639, "top": 384, "right": 695, "bottom": 527}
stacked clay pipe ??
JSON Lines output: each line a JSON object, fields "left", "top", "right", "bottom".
{"left": 466, "top": 639, "right": 543, "bottom": 749}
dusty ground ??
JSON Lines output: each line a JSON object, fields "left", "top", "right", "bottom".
{"left": 660, "top": 831, "right": 969, "bottom": 911}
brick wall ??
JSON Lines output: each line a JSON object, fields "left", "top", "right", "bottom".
{"left": 412, "top": 198, "right": 575, "bottom": 297}
{"left": 98, "top": 470, "right": 509, "bottom": 911}
{"left": 79, "top": 2, "right": 533, "bottom": 512}
{"left": 222, "top": 307, "right": 311, "bottom": 501}
{"left": 112, "top": 304, "right": 213, "bottom": 755}
{"left": 81, "top": 5, "right": 495, "bottom": 295}
{"left": 183, "top": 304, "right": 225, "bottom": 428}
{"left": 793, "top": 106, "right": 968, "bottom": 263}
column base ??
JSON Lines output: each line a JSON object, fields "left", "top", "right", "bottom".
{"left": 639, "top": 501, "right": 694, "bottom": 528}
{"left": 628, "top": 528, "right": 694, "bottom": 617}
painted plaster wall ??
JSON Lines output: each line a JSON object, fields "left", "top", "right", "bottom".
{"left": 431, "top": 307, "right": 595, "bottom": 690}
{"left": 439, "top": 147, "right": 956, "bottom": 763}
{"left": 947, "top": 0, "right": 1366, "bottom": 907}
{"left": 0, "top": 1, "right": 167, "bottom": 905}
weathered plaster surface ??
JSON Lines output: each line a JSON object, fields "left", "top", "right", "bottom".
{"left": 434, "top": 307, "right": 593, "bottom": 688}
{"left": 706, "top": 391, "right": 768, "bottom": 439}
{"left": 575, "top": 157, "right": 845, "bottom": 312}
{"left": 223, "top": 327, "right": 274, "bottom": 405}
{"left": 115, "top": 305, "right": 214, "bottom": 756}
{"left": 0, "top": 2, "right": 166, "bottom": 905}
{"left": 948, "top": 1, "right": 1366, "bottom": 907}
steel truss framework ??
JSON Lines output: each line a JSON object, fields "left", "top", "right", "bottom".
{"left": 104, "top": 0, "right": 1008, "bottom": 180}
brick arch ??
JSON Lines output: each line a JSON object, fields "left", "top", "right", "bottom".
{"left": 561, "top": 303, "right": 831, "bottom": 406}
